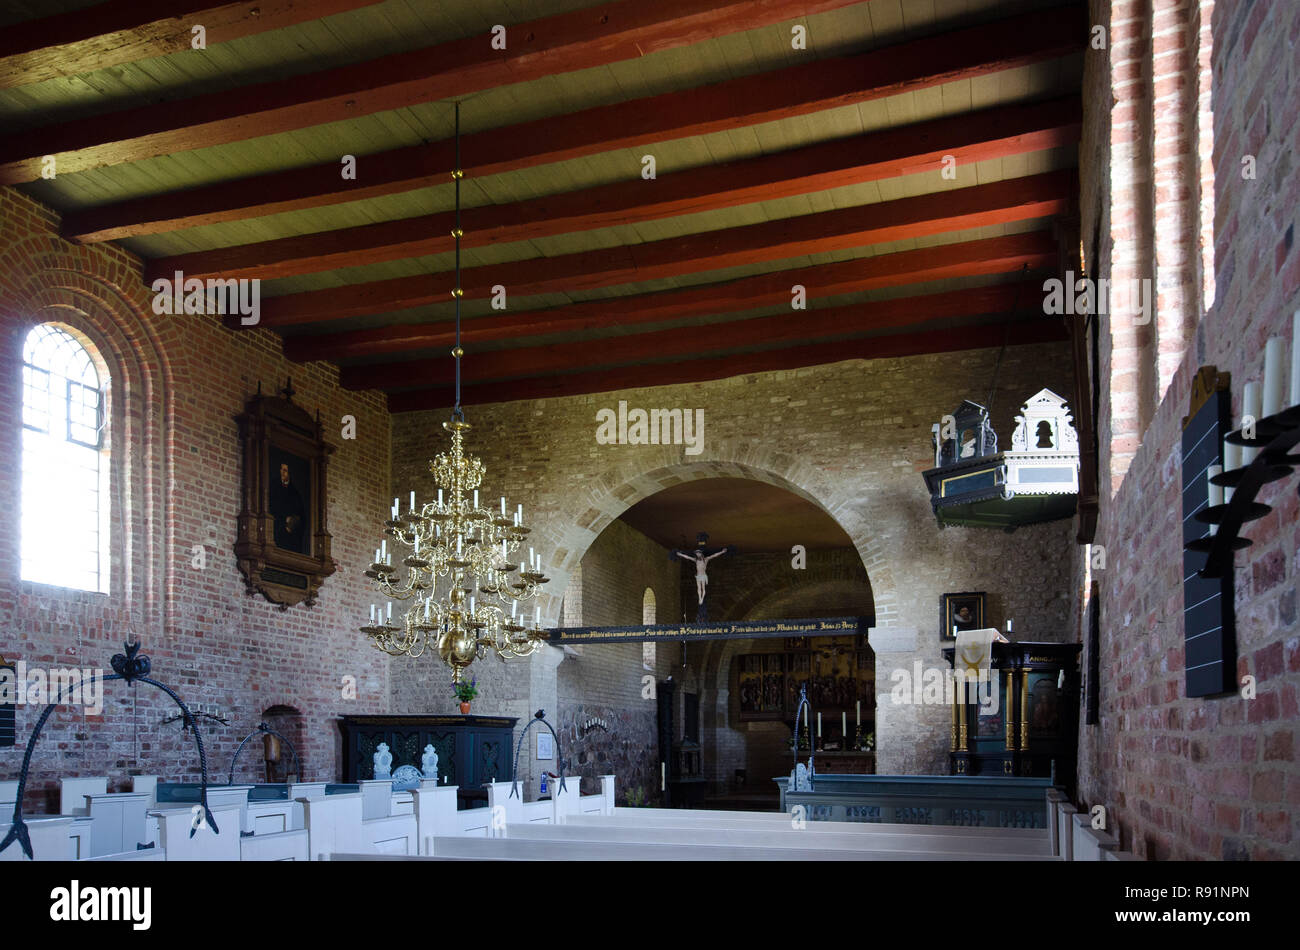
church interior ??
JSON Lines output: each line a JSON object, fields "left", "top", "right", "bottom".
{"left": 0, "top": 0, "right": 1297, "bottom": 881}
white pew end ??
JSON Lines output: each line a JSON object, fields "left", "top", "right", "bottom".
{"left": 60, "top": 776, "right": 106, "bottom": 816}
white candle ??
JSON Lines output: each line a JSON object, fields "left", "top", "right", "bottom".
{"left": 438, "top": 488, "right": 443, "bottom": 506}
{"left": 1243, "top": 381, "right": 1263, "bottom": 464}
{"left": 841, "top": 711, "right": 846, "bottom": 736}
{"left": 511, "top": 600, "right": 517, "bottom": 619}
{"left": 500, "top": 496, "right": 506, "bottom": 516}
{"left": 803, "top": 704, "right": 809, "bottom": 733}
{"left": 1207, "top": 464, "right": 1223, "bottom": 535}
{"left": 369, "top": 604, "right": 375, "bottom": 621}
{"left": 473, "top": 489, "right": 479, "bottom": 508}
{"left": 856, "top": 700, "right": 861, "bottom": 728}
{"left": 501, "top": 539, "right": 507, "bottom": 558}
{"left": 374, "top": 547, "right": 380, "bottom": 564}
{"left": 535, "top": 605, "right": 541, "bottom": 626}
{"left": 1224, "top": 439, "right": 1242, "bottom": 502}
{"left": 517, "top": 504, "right": 523, "bottom": 523}
{"left": 817, "top": 712, "right": 822, "bottom": 737}
{"left": 529, "top": 547, "right": 535, "bottom": 569}
{"left": 1264, "top": 337, "right": 1286, "bottom": 417}
{"left": 409, "top": 491, "right": 415, "bottom": 512}
{"left": 381, "top": 539, "right": 387, "bottom": 562}
{"left": 1207, "top": 464, "right": 1223, "bottom": 507}
{"left": 386, "top": 602, "right": 392, "bottom": 621}
{"left": 414, "top": 535, "right": 420, "bottom": 555}
{"left": 1007, "top": 618, "right": 1013, "bottom": 633}
{"left": 661, "top": 762, "right": 666, "bottom": 791}
{"left": 469, "top": 596, "right": 475, "bottom": 614}
{"left": 1291, "top": 311, "right": 1300, "bottom": 407}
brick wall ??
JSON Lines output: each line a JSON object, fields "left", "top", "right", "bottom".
{"left": 1077, "top": 0, "right": 1300, "bottom": 859}
{"left": 0, "top": 187, "right": 392, "bottom": 808}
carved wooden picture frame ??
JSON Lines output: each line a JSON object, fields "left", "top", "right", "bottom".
{"left": 234, "top": 382, "right": 336, "bottom": 608}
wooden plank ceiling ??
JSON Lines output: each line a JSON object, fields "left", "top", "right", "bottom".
{"left": 2, "top": 0, "right": 1085, "bottom": 412}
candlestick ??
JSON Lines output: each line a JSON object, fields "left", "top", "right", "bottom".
{"left": 1207, "top": 464, "right": 1223, "bottom": 535}
{"left": 1224, "top": 438, "right": 1241, "bottom": 502}
{"left": 1264, "top": 337, "right": 1286, "bottom": 418}
{"left": 1243, "top": 381, "right": 1263, "bottom": 464}
{"left": 1291, "top": 312, "right": 1300, "bottom": 407}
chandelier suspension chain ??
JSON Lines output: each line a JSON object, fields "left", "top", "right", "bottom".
{"left": 359, "top": 100, "right": 549, "bottom": 684}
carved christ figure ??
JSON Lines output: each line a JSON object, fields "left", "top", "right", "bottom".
{"left": 676, "top": 547, "right": 730, "bottom": 605}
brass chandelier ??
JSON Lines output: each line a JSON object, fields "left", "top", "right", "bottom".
{"left": 360, "top": 103, "right": 550, "bottom": 683}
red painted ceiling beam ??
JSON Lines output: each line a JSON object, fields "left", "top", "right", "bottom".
{"left": 339, "top": 281, "right": 1043, "bottom": 390}
{"left": 0, "top": 0, "right": 876, "bottom": 185}
{"left": 60, "top": 3, "right": 1086, "bottom": 240}
{"left": 384, "top": 319, "right": 1068, "bottom": 411}
{"left": 0, "top": 0, "right": 384, "bottom": 90}
{"left": 281, "top": 231, "right": 1057, "bottom": 360}
{"left": 257, "top": 172, "right": 1069, "bottom": 327}
{"left": 149, "top": 96, "right": 1082, "bottom": 283}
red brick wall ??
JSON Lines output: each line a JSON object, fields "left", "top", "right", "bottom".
{"left": 1078, "top": 0, "right": 1300, "bottom": 860}
{"left": 0, "top": 187, "right": 392, "bottom": 809}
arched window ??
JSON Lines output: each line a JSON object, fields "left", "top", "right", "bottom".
{"left": 21, "top": 324, "right": 109, "bottom": 592}
{"left": 642, "top": 588, "right": 656, "bottom": 670}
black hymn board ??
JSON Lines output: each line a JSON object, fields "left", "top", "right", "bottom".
{"left": 1181, "top": 367, "right": 1236, "bottom": 697}
{"left": 0, "top": 656, "right": 14, "bottom": 747}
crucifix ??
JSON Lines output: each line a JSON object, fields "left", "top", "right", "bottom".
{"left": 671, "top": 532, "right": 734, "bottom": 622}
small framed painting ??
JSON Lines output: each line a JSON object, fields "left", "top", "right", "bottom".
{"left": 940, "top": 592, "right": 986, "bottom": 641}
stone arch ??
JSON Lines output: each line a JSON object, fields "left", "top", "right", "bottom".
{"left": 536, "top": 454, "right": 899, "bottom": 630}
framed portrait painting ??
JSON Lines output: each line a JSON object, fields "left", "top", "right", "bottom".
{"left": 940, "top": 591, "right": 986, "bottom": 641}
{"left": 235, "top": 381, "right": 336, "bottom": 608}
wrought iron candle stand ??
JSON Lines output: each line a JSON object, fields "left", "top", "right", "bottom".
{"left": 227, "top": 721, "right": 302, "bottom": 786}
{"left": 790, "top": 684, "right": 815, "bottom": 790}
{"left": 0, "top": 642, "right": 218, "bottom": 860}
{"left": 1191, "top": 404, "right": 1300, "bottom": 577}
{"left": 509, "top": 709, "right": 567, "bottom": 800}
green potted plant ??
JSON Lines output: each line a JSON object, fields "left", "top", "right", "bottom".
{"left": 453, "top": 678, "right": 478, "bottom": 714}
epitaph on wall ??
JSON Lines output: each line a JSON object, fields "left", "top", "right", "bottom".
{"left": 234, "top": 381, "right": 336, "bottom": 608}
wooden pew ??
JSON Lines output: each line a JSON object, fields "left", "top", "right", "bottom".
{"left": 574, "top": 811, "right": 1050, "bottom": 843}
{"left": 418, "top": 835, "right": 1033, "bottom": 861}
{"left": 59, "top": 776, "right": 106, "bottom": 816}
{"left": 504, "top": 820, "right": 1050, "bottom": 857}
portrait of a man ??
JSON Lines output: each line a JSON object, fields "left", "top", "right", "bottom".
{"left": 269, "top": 449, "right": 310, "bottom": 554}
{"left": 940, "top": 591, "right": 986, "bottom": 641}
